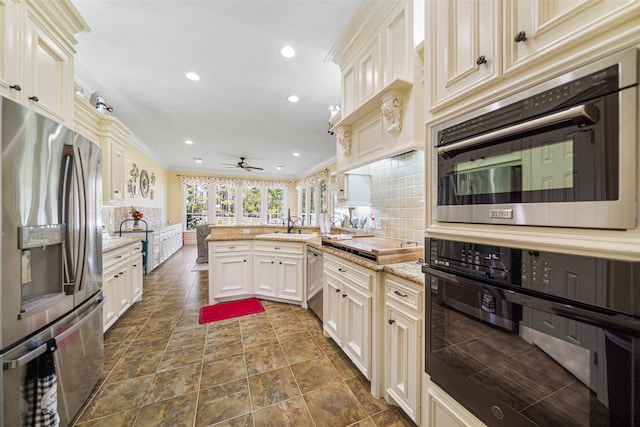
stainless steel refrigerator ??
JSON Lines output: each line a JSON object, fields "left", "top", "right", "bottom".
{"left": 0, "top": 97, "right": 104, "bottom": 426}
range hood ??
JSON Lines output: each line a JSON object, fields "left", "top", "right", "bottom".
{"left": 335, "top": 173, "right": 371, "bottom": 207}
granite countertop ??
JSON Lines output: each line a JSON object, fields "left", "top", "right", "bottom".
{"left": 322, "top": 247, "right": 425, "bottom": 286}
{"left": 206, "top": 231, "right": 425, "bottom": 286}
{"left": 383, "top": 262, "right": 425, "bottom": 286}
{"left": 102, "top": 236, "right": 143, "bottom": 252}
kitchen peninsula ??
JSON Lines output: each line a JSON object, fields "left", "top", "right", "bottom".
{"left": 206, "top": 223, "right": 426, "bottom": 423}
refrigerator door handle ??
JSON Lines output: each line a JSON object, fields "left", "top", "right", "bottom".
{"left": 2, "top": 297, "right": 105, "bottom": 370}
{"left": 61, "top": 144, "right": 88, "bottom": 294}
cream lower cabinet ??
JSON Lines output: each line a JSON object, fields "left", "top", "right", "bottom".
{"left": 130, "top": 251, "right": 144, "bottom": 303}
{"left": 253, "top": 241, "right": 304, "bottom": 305}
{"left": 323, "top": 254, "right": 376, "bottom": 384}
{"left": 102, "top": 239, "right": 143, "bottom": 332}
{"left": 209, "top": 241, "right": 252, "bottom": 304}
{"left": 424, "top": 381, "right": 488, "bottom": 427}
{"left": 384, "top": 274, "right": 423, "bottom": 424}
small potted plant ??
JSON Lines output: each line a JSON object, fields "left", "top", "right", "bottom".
{"left": 130, "top": 207, "right": 144, "bottom": 229}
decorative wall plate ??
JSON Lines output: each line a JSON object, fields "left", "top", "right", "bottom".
{"left": 140, "top": 169, "right": 150, "bottom": 198}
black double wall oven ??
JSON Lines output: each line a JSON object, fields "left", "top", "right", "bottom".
{"left": 423, "top": 238, "right": 640, "bottom": 426}
{"left": 426, "top": 48, "right": 640, "bottom": 426}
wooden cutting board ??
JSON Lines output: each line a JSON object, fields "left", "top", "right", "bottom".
{"left": 322, "top": 236, "right": 423, "bottom": 264}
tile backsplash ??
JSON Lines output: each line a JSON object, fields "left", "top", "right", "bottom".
{"left": 370, "top": 150, "right": 424, "bottom": 243}
{"left": 102, "top": 206, "right": 165, "bottom": 234}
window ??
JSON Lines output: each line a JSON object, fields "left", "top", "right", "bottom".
{"left": 214, "top": 185, "right": 236, "bottom": 225}
{"left": 299, "top": 178, "right": 327, "bottom": 225}
{"left": 241, "top": 187, "right": 261, "bottom": 224}
{"left": 182, "top": 178, "right": 287, "bottom": 228}
{"left": 184, "top": 183, "right": 209, "bottom": 231}
{"left": 267, "top": 188, "right": 285, "bottom": 224}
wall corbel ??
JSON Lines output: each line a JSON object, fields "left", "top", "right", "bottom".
{"left": 381, "top": 90, "right": 402, "bottom": 136}
{"left": 335, "top": 125, "right": 352, "bottom": 157}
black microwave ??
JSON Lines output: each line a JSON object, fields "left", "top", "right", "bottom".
{"left": 433, "top": 48, "right": 638, "bottom": 230}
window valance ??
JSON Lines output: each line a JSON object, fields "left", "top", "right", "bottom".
{"left": 178, "top": 175, "right": 291, "bottom": 190}
{"left": 295, "top": 168, "right": 329, "bottom": 190}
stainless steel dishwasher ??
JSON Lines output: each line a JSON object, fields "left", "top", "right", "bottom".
{"left": 306, "top": 246, "right": 323, "bottom": 320}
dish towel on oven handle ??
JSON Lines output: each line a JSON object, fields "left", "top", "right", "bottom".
{"left": 23, "top": 338, "right": 60, "bottom": 427}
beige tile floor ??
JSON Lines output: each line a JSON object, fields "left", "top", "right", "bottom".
{"left": 73, "top": 245, "right": 416, "bottom": 427}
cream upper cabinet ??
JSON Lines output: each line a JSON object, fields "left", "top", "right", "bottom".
{"left": 329, "top": 0, "right": 423, "bottom": 173}
{"left": 0, "top": 0, "right": 18, "bottom": 101}
{"left": 109, "top": 140, "right": 125, "bottom": 203}
{"left": 0, "top": 0, "right": 88, "bottom": 125}
{"left": 429, "top": 0, "right": 500, "bottom": 111}
{"left": 428, "top": 0, "right": 640, "bottom": 113}
{"left": 96, "top": 115, "right": 131, "bottom": 205}
{"left": 504, "top": 0, "right": 640, "bottom": 75}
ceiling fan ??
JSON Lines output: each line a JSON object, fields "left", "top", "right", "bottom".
{"left": 222, "top": 157, "right": 264, "bottom": 172}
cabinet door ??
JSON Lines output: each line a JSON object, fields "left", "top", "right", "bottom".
{"left": 23, "top": 10, "right": 73, "bottom": 123}
{"left": 342, "top": 283, "right": 371, "bottom": 379}
{"left": 253, "top": 254, "right": 277, "bottom": 297}
{"left": 429, "top": 0, "right": 500, "bottom": 111}
{"left": 386, "top": 304, "right": 421, "bottom": 423}
{"left": 0, "top": 0, "right": 18, "bottom": 100}
{"left": 323, "top": 270, "right": 343, "bottom": 345}
{"left": 212, "top": 253, "right": 251, "bottom": 303}
{"left": 357, "top": 36, "right": 381, "bottom": 106}
{"left": 115, "top": 262, "right": 131, "bottom": 316}
{"left": 102, "top": 265, "right": 119, "bottom": 332}
{"left": 277, "top": 255, "right": 303, "bottom": 302}
{"left": 130, "top": 252, "right": 143, "bottom": 303}
{"left": 342, "top": 63, "right": 356, "bottom": 117}
{"left": 504, "top": 0, "right": 639, "bottom": 75}
{"left": 108, "top": 140, "right": 125, "bottom": 202}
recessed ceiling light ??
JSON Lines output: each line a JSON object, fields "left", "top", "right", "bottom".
{"left": 293, "top": 152, "right": 300, "bottom": 157}
{"left": 276, "top": 165, "right": 284, "bottom": 170}
{"left": 185, "top": 140, "right": 194, "bottom": 145}
{"left": 280, "top": 46, "right": 295, "bottom": 58}
{"left": 288, "top": 95, "right": 299, "bottom": 103}
{"left": 185, "top": 72, "right": 200, "bottom": 81}
{"left": 193, "top": 157, "right": 203, "bottom": 163}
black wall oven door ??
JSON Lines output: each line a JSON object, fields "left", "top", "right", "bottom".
{"left": 424, "top": 240, "right": 640, "bottom": 427}
{"left": 434, "top": 48, "right": 637, "bottom": 229}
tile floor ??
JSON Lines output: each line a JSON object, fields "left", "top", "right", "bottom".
{"left": 73, "top": 245, "right": 416, "bottom": 427}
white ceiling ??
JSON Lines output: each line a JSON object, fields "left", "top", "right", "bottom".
{"left": 71, "top": 0, "right": 363, "bottom": 179}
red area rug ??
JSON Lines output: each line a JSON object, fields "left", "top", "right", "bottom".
{"left": 198, "top": 298, "right": 264, "bottom": 324}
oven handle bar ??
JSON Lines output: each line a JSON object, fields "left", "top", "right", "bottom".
{"left": 437, "top": 103, "right": 599, "bottom": 159}
{"left": 425, "top": 266, "right": 640, "bottom": 337}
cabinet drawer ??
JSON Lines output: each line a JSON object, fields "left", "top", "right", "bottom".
{"left": 385, "top": 275, "right": 423, "bottom": 313}
{"left": 129, "top": 240, "right": 144, "bottom": 255}
{"left": 103, "top": 246, "right": 131, "bottom": 269}
{"left": 324, "top": 254, "right": 375, "bottom": 292}
{"left": 254, "top": 241, "right": 303, "bottom": 255}
{"left": 212, "top": 241, "right": 251, "bottom": 253}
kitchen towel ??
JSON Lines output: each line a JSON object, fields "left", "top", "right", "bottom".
{"left": 23, "top": 338, "right": 59, "bottom": 427}
{"left": 199, "top": 298, "right": 264, "bottom": 324}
